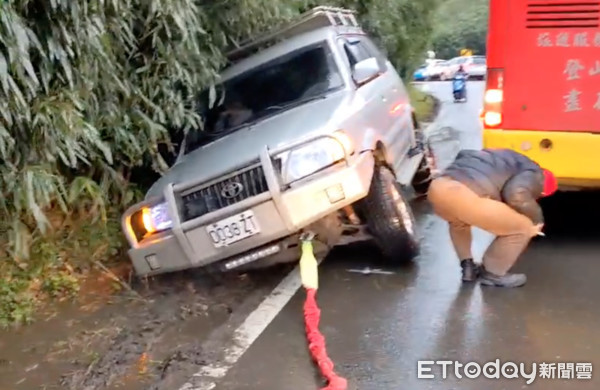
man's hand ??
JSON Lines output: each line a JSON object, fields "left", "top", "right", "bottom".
{"left": 530, "top": 223, "right": 545, "bottom": 237}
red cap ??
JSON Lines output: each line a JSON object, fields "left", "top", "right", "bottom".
{"left": 542, "top": 169, "right": 558, "bottom": 197}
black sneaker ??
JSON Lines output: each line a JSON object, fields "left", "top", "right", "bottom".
{"left": 479, "top": 267, "right": 527, "bottom": 288}
{"left": 460, "top": 259, "right": 480, "bottom": 282}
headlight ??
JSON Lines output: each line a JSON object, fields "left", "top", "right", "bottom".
{"left": 129, "top": 201, "right": 173, "bottom": 241}
{"left": 279, "top": 132, "right": 354, "bottom": 184}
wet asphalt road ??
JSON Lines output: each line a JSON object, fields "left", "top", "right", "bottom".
{"left": 214, "top": 81, "right": 600, "bottom": 390}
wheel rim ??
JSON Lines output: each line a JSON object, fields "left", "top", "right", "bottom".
{"left": 390, "top": 182, "right": 415, "bottom": 237}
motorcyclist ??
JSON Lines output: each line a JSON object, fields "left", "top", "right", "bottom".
{"left": 452, "top": 64, "right": 468, "bottom": 101}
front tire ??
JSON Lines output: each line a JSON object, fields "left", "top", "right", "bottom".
{"left": 360, "top": 164, "right": 419, "bottom": 263}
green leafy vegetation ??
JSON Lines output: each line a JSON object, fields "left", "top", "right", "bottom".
{"left": 431, "top": 0, "right": 489, "bottom": 59}
{"left": 408, "top": 86, "right": 438, "bottom": 123}
{"left": 0, "top": 0, "right": 439, "bottom": 327}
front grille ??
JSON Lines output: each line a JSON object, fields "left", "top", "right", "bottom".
{"left": 181, "top": 164, "right": 269, "bottom": 221}
{"left": 526, "top": 1, "right": 600, "bottom": 28}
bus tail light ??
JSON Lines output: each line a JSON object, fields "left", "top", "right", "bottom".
{"left": 483, "top": 111, "right": 502, "bottom": 127}
{"left": 482, "top": 68, "right": 504, "bottom": 128}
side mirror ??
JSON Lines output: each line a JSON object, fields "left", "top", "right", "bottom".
{"left": 352, "top": 57, "right": 381, "bottom": 86}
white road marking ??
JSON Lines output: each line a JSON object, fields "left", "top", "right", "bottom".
{"left": 178, "top": 263, "right": 308, "bottom": 390}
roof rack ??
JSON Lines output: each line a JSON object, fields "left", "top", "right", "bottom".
{"left": 226, "top": 6, "right": 361, "bottom": 62}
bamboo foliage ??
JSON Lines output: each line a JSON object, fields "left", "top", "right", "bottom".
{"left": 0, "top": 0, "right": 437, "bottom": 262}
{"left": 1, "top": 0, "right": 228, "bottom": 259}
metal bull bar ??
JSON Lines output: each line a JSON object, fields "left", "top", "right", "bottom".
{"left": 131, "top": 133, "right": 352, "bottom": 261}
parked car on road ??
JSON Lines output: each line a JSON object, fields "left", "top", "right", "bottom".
{"left": 465, "top": 56, "right": 486, "bottom": 79}
{"left": 121, "top": 6, "right": 437, "bottom": 277}
{"left": 441, "top": 55, "right": 486, "bottom": 80}
{"left": 413, "top": 59, "right": 446, "bottom": 81}
{"left": 413, "top": 64, "right": 429, "bottom": 81}
{"left": 427, "top": 59, "right": 448, "bottom": 80}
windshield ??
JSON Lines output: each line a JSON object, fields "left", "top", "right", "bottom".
{"left": 183, "top": 41, "right": 344, "bottom": 154}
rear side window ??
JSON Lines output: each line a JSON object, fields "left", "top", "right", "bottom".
{"left": 473, "top": 57, "right": 486, "bottom": 65}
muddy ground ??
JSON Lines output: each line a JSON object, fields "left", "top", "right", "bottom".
{"left": 0, "top": 263, "right": 292, "bottom": 390}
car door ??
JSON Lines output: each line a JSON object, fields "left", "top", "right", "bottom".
{"left": 337, "top": 36, "right": 412, "bottom": 170}
{"left": 360, "top": 36, "right": 413, "bottom": 171}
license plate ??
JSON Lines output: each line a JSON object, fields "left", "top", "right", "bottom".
{"left": 206, "top": 210, "right": 261, "bottom": 248}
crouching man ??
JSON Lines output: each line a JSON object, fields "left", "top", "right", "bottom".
{"left": 427, "top": 148, "right": 558, "bottom": 288}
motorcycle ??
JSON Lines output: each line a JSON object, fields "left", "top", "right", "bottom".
{"left": 452, "top": 73, "right": 468, "bottom": 103}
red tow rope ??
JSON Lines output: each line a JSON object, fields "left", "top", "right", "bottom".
{"left": 304, "top": 288, "right": 348, "bottom": 390}
{"left": 300, "top": 235, "right": 348, "bottom": 390}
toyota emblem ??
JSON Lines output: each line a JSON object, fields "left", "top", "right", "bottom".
{"left": 221, "top": 182, "right": 244, "bottom": 199}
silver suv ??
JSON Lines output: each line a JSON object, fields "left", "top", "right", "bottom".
{"left": 121, "top": 7, "right": 436, "bottom": 276}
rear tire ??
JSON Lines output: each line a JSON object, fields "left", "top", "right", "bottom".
{"left": 360, "top": 164, "right": 419, "bottom": 263}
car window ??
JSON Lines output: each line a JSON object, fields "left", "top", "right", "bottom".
{"left": 473, "top": 57, "right": 486, "bottom": 65}
{"left": 343, "top": 36, "right": 373, "bottom": 66}
{"left": 341, "top": 36, "right": 388, "bottom": 82}
{"left": 361, "top": 37, "right": 388, "bottom": 69}
{"left": 184, "top": 42, "right": 344, "bottom": 154}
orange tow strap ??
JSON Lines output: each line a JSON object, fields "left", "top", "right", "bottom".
{"left": 299, "top": 234, "right": 348, "bottom": 390}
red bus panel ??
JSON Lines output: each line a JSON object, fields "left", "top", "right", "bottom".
{"left": 500, "top": 0, "right": 600, "bottom": 132}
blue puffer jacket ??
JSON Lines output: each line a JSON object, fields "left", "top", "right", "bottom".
{"left": 440, "top": 148, "right": 545, "bottom": 223}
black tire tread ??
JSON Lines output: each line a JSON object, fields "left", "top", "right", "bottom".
{"left": 361, "top": 165, "right": 419, "bottom": 262}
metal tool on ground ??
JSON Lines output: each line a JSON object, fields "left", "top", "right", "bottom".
{"left": 346, "top": 267, "right": 395, "bottom": 275}
{"left": 299, "top": 231, "right": 348, "bottom": 390}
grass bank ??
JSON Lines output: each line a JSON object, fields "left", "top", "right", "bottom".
{"left": 408, "top": 85, "right": 439, "bottom": 123}
{"left": 0, "top": 211, "right": 127, "bottom": 329}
